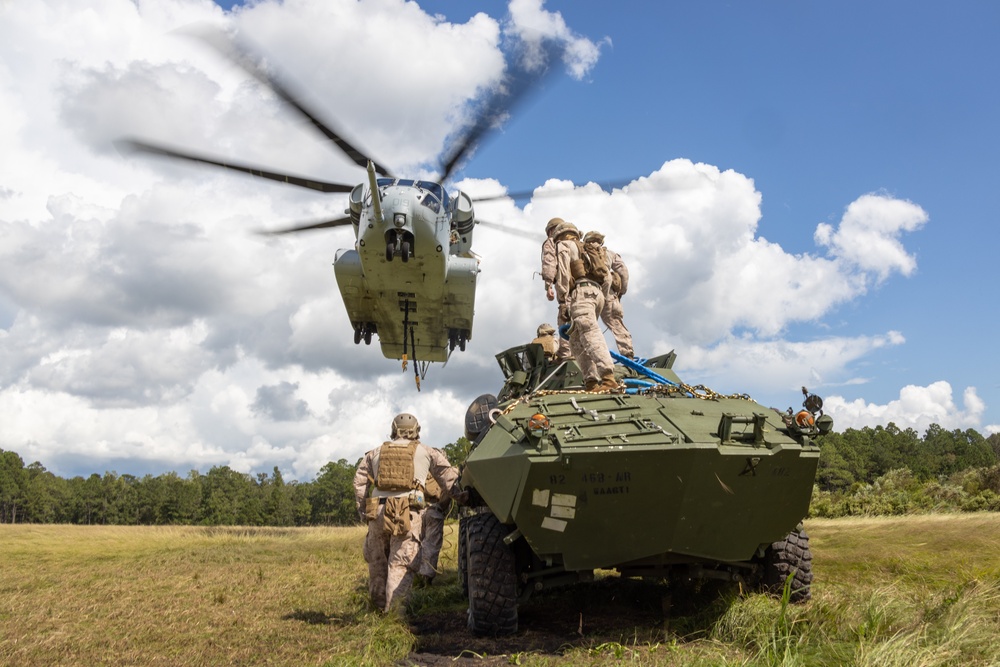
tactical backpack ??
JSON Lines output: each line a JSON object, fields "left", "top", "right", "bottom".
{"left": 577, "top": 239, "right": 609, "bottom": 283}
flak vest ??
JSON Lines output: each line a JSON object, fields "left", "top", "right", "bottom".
{"left": 372, "top": 440, "right": 430, "bottom": 498}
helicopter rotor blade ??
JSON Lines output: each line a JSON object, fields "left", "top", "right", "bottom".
{"left": 476, "top": 218, "right": 545, "bottom": 243}
{"left": 258, "top": 215, "right": 355, "bottom": 235}
{"left": 437, "top": 40, "right": 567, "bottom": 185}
{"left": 179, "top": 25, "right": 394, "bottom": 178}
{"left": 116, "top": 138, "right": 356, "bottom": 194}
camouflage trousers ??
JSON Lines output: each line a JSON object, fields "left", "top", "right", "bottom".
{"left": 601, "top": 294, "right": 633, "bottom": 358}
{"left": 418, "top": 503, "right": 447, "bottom": 578}
{"left": 568, "top": 282, "right": 614, "bottom": 384}
{"left": 554, "top": 300, "right": 573, "bottom": 361}
{"left": 363, "top": 503, "right": 424, "bottom": 612}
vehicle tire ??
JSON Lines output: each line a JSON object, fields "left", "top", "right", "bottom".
{"left": 385, "top": 242, "right": 394, "bottom": 262}
{"left": 458, "top": 516, "right": 469, "bottom": 598}
{"left": 464, "top": 394, "right": 498, "bottom": 442}
{"left": 465, "top": 512, "right": 518, "bottom": 635}
{"left": 364, "top": 326, "right": 372, "bottom": 345}
{"left": 401, "top": 240, "right": 410, "bottom": 262}
{"left": 353, "top": 327, "right": 361, "bottom": 345}
{"left": 759, "top": 528, "right": 813, "bottom": 603}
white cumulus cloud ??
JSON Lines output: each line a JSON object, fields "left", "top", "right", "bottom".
{"left": 824, "top": 382, "right": 986, "bottom": 434}
{"left": 0, "top": 0, "right": 981, "bottom": 481}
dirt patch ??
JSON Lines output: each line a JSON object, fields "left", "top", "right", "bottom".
{"left": 400, "top": 578, "right": 730, "bottom": 666}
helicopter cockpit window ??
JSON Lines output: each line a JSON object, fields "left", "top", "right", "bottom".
{"left": 417, "top": 182, "right": 448, "bottom": 208}
{"left": 375, "top": 177, "right": 395, "bottom": 197}
{"left": 419, "top": 192, "right": 441, "bottom": 213}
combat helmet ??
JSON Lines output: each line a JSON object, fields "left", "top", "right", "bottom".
{"left": 554, "top": 220, "right": 580, "bottom": 239}
{"left": 536, "top": 323, "right": 556, "bottom": 336}
{"left": 545, "top": 217, "right": 564, "bottom": 235}
{"left": 391, "top": 412, "right": 420, "bottom": 439}
{"left": 583, "top": 231, "right": 605, "bottom": 245}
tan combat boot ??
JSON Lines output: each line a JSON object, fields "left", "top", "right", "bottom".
{"left": 599, "top": 374, "right": 620, "bottom": 392}
{"left": 584, "top": 378, "right": 599, "bottom": 392}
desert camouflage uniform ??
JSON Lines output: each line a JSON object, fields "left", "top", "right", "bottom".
{"left": 530, "top": 322, "right": 559, "bottom": 360}
{"left": 555, "top": 232, "right": 615, "bottom": 389}
{"left": 541, "top": 219, "right": 572, "bottom": 360}
{"left": 354, "top": 440, "right": 458, "bottom": 611}
{"left": 417, "top": 472, "right": 452, "bottom": 581}
{"left": 601, "top": 246, "right": 633, "bottom": 358}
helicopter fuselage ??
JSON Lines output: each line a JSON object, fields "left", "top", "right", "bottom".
{"left": 334, "top": 177, "right": 478, "bottom": 363}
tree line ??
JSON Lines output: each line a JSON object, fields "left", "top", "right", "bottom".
{"left": 0, "top": 439, "right": 473, "bottom": 526}
{"left": 813, "top": 424, "right": 1000, "bottom": 516}
{"left": 2, "top": 427, "right": 1000, "bottom": 524}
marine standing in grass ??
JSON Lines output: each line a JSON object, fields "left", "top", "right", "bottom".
{"left": 416, "top": 470, "right": 453, "bottom": 585}
{"left": 353, "top": 413, "right": 459, "bottom": 612}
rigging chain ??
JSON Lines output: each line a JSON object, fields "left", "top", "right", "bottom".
{"left": 500, "top": 382, "right": 755, "bottom": 416}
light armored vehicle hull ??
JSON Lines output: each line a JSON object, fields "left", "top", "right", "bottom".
{"left": 457, "top": 344, "right": 831, "bottom": 635}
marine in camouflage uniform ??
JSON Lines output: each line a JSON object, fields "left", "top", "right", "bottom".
{"left": 554, "top": 222, "right": 617, "bottom": 392}
{"left": 583, "top": 231, "right": 633, "bottom": 358}
{"left": 530, "top": 322, "right": 559, "bottom": 361}
{"left": 416, "top": 470, "right": 453, "bottom": 583}
{"left": 353, "top": 413, "right": 459, "bottom": 612}
{"left": 541, "top": 218, "right": 572, "bottom": 361}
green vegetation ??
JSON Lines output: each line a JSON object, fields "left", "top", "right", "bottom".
{"left": 0, "top": 454, "right": 362, "bottom": 526}
{"left": 3, "top": 516, "right": 1000, "bottom": 665}
{"left": 3, "top": 427, "right": 1000, "bottom": 527}
{"left": 812, "top": 426, "right": 1000, "bottom": 517}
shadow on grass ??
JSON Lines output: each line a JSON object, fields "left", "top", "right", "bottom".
{"left": 283, "top": 581, "right": 383, "bottom": 627}
{"left": 282, "top": 609, "right": 335, "bottom": 625}
{"left": 408, "top": 575, "right": 736, "bottom": 660}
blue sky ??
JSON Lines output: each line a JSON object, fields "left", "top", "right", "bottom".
{"left": 1, "top": 0, "right": 997, "bottom": 480}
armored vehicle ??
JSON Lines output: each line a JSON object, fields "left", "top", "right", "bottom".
{"left": 456, "top": 343, "right": 832, "bottom": 635}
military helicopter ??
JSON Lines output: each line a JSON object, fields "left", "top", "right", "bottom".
{"left": 117, "top": 29, "right": 622, "bottom": 388}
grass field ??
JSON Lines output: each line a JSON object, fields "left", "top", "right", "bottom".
{"left": 2, "top": 515, "right": 1000, "bottom": 666}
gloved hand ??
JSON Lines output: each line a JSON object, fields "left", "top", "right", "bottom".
{"left": 451, "top": 489, "right": 471, "bottom": 506}
{"left": 558, "top": 302, "right": 569, "bottom": 322}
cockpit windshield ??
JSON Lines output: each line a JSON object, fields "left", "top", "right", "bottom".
{"left": 375, "top": 178, "right": 450, "bottom": 214}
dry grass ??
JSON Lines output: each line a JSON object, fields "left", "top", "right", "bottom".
{"left": 808, "top": 513, "right": 1000, "bottom": 590}
{"left": 3, "top": 515, "right": 1000, "bottom": 666}
{"left": 0, "top": 525, "right": 407, "bottom": 666}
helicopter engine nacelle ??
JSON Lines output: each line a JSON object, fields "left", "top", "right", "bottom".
{"left": 348, "top": 183, "right": 365, "bottom": 228}
{"left": 452, "top": 190, "right": 474, "bottom": 255}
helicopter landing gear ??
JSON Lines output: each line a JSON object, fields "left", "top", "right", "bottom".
{"left": 449, "top": 329, "right": 470, "bottom": 352}
{"left": 385, "top": 232, "right": 413, "bottom": 262}
{"left": 353, "top": 322, "right": 376, "bottom": 345}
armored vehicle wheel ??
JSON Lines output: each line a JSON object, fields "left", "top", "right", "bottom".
{"left": 458, "top": 516, "right": 469, "bottom": 598}
{"left": 759, "top": 528, "right": 813, "bottom": 603}
{"left": 465, "top": 511, "right": 518, "bottom": 635}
